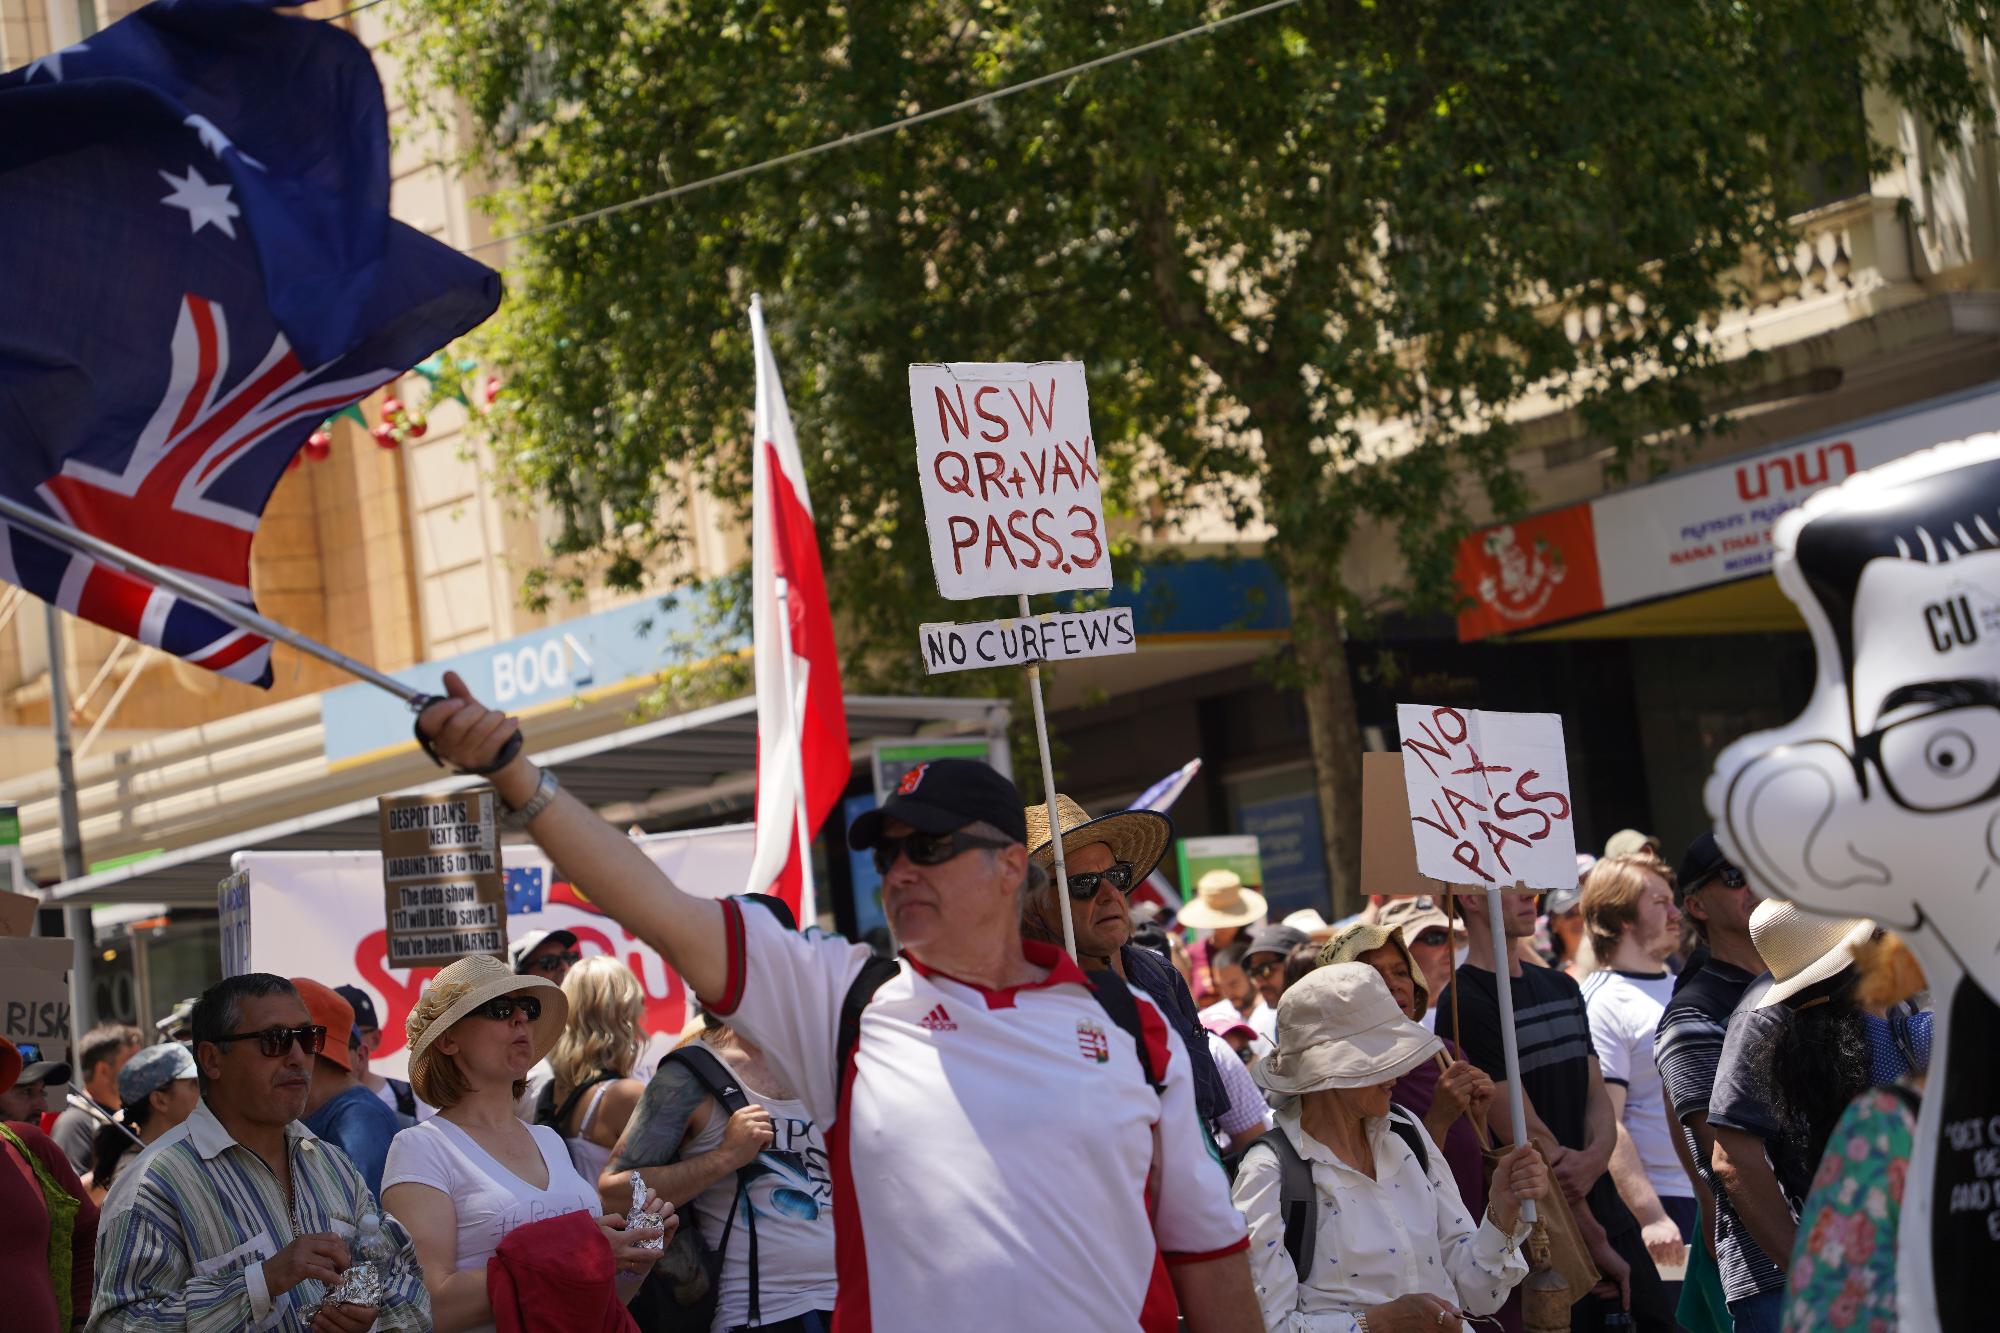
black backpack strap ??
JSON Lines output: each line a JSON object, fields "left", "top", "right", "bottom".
{"left": 1085, "top": 969, "right": 1164, "bottom": 1093}
{"left": 1387, "top": 1104, "right": 1430, "bottom": 1176}
{"left": 835, "top": 955, "right": 903, "bottom": 1097}
{"left": 391, "top": 1079, "right": 416, "bottom": 1118}
{"left": 661, "top": 1046, "right": 752, "bottom": 1116}
{"left": 1249, "top": 1129, "right": 1316, "bottom": 1279}
{"left": 543, "top": 1069, "right": 620, "bottom": 1134}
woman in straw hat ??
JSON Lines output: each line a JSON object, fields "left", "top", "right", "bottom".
{"left": 1180, "top": 868, "right": 1269, "bottom": 1007}
{"left": 1233, "top": 963, "right": 1547, "bottom": 1333}
{"left": 381, "top": 954, "right": 670, "bottom": 1331}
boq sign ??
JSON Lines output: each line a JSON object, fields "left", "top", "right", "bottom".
{"left": 909, "top": 361, "right": 1111, "bottom": 599}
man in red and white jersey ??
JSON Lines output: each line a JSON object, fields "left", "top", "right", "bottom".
{"left": 419, "top": 673, "right": 1257, "bottom": 1332}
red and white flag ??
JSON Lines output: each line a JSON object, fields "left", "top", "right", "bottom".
{"left": 744, "top": 298, "right": 849, "bottom": 925}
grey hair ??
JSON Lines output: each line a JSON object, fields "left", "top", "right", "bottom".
{"left": 954, "top": 819, "right": 1043, "bottom": 910}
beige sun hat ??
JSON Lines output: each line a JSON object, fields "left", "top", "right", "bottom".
{"left": 1318, "top": 921, "right": 1431, "bottom": 1016}
{"left": 1176, "top": 868, "right": 1269, "bottom": 931}
{"left": 406, "top": 953, "right": 568, "bottom": 1101}
{"left": 1024, "top": 795, "right": 1174, "bottom": 886}
{"left": 1750, "top": 899, "right": 1876, "bottom": 1009}
{"left": 1255, "top": 963, "right": 1442, "bottom": 1100}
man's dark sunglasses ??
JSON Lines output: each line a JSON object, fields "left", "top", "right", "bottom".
{"left": 1411, "top": 928, "right": 1453, "bottom": 948}
{"left": 1692, "top": 865, "right": 1748, "bottom": 892}
{"left": 473, "top": 995, "right": 544, "bottom": 1023}
{"left": 210, "top": 1025, "right": 327, "bottom": 1058}
{"left": 1066, "top": 861, "right": 1137, "bottom": 900}
{"left": 523, "top": 951, "right": 581, "bottom": 974}
{"left": 1247, "top": 956, "right": 1284, "bottom": 981}
{"left": 872, "top": 829, "right": 1014, "bottom": 875}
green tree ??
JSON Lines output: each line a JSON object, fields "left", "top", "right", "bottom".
{"left": 404, "top": 0, "right": 1994, "bottom": 913}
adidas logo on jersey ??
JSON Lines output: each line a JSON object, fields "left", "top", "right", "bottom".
{"left": 919, "top": 1004, "right": 957, "bottom": 1032}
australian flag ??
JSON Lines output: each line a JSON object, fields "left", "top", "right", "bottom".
{"left": 0, "top": 0, "right": 500, "bottom": 685}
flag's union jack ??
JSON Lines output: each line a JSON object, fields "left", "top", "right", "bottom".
{"left": 24, "top": 296, "right": 397, "bottom": 683}
{"left": 0, "top": 0, "right": 499, "bottom": 687}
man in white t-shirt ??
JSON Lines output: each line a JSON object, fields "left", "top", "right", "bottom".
{"left": 419, "top": 674, "right": 1257, "bottom": 1332}
{"left": 1579, "top": 852, "right": 1695, "bottom": 1285}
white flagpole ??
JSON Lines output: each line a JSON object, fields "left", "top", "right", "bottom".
{"left": 1018, "top": 593, "right": 1077, "bottom": 959}
{"left": 1484, "top": 882, "right": 1537, "bottom": 1225}
{"left": 774, "top": 574, "right": 820, "bottom": 926}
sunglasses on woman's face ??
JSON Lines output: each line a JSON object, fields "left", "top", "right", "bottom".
{"left": 210, "top": 1025, "right": 327, "bottom": 1058}
{"left": 473, "top": 995, "right": 543, "bottom": 1023}
{"left": 1066, "top": 861, "right": 1137, "bottom": 901}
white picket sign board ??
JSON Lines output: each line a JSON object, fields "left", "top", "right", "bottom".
{"left": 908, "top": 361, "right": 1112, "bottom": 599}
{"left": 918, "top": 607, "right": 1136, "bottom": 674}
{"left": 1394, "top": 704, "right": 1578, "bottom": 891}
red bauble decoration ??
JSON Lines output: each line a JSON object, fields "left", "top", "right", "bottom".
{"left": 305, "top": 430, "right": 333, "bottom": 460}
{"left": 405, "top": 416, "right": 428, "bottom": 439}
{"left": 483, "top": 375, "right": 501, "bottom": 405}
{"left": 380, "top": 396, "right": 404, "bottom": 421}
{"left": 371, "top": 422, "right": 399, "bottom": 449}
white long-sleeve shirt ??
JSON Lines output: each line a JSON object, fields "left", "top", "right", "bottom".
{"left": 1232, "top": 1105, "right": 1529, "bottom": 1332}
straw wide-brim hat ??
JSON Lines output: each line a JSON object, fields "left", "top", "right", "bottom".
{"left": 1318, "top": 922, "right": 1431, "bottom": 1016}
{"left": 1255, "top": 962, "right": 1442, "bottom": 1100}
{"left": 1176, "top": 868, "right": 1269, "bottom": 931}
{"left": 406, "top": 954, "right": 568, "bottom": 1096}
{"left": 1751, "top": 899, "right": 1876, "bottom": 1009}
{"left": 1025, "top": 795, "right": 1173, "bottom": 885}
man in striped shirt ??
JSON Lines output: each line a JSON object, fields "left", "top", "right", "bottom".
{"left": 89, "top": 975, "right": 429, "bottom": 1332}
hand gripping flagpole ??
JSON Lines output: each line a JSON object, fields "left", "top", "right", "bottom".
{"left": 774, "top": 575, "right": 821, "bottom": 926}
{"left": 1485, "top": 881, "right": 1537, "bottom": 1226}
{"left": 1018, "top": 593, "right": 1078, "bottom": 960}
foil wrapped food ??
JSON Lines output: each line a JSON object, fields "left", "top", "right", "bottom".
{"left": 625, "top": 1171, "right": 666, "bottom": 1250}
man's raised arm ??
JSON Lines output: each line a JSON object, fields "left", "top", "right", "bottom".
{"left": 418, "top": 671, "right": 729, "bottom": 999}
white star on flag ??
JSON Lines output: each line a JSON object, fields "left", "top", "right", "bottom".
{"left": 25, "top": 41, "right": 88, "bottom": 82}
{"left": 183, "top": 115, "right": 266, "bottom": 171}
{"left": 159, "top": 165, "right": 241, "bottom": 239}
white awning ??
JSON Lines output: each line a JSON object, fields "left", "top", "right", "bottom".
{"left": 48, "top": 693, "right": 1008, "bottom": 905}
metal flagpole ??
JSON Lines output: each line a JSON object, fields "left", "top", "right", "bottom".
{"left": 1484, "top": 882, "right": 1537, "bottom": 1225}
{"left": 773, "top": 576, "right": 821, "bottom": 927}
{"left": 0, "top": 493, "right": 425, "bottom": 706}
{"left": 1018, "top": 594, "right": 1077, "bottom": 959}
{"left": 43, "top": 603, "right": 97, "bottom": 1045}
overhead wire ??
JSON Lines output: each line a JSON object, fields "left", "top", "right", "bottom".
{"left": 453, "top": 0, "right": 1305, "bottom": 254}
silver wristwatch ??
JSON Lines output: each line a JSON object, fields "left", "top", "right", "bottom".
{"left": 503, "top": 767, "right": 560, "bottom": 829}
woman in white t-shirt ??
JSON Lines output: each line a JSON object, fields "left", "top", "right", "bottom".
{"left": 382, "top": 953, "right": 671, "bottom": 1332}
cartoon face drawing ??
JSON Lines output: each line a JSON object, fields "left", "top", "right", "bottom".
{"left": 1706, "top": 434, "right": 2000, "bottom": 1000}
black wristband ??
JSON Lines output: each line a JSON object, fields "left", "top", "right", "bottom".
{"left": 411, "top": 697, "right": 525, "bottom": 775}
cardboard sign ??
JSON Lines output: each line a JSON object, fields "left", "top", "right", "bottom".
{"left": 0, "top": 936, "right": 74, "bottom": 1070}
{"left": 908, "top": 361, "right": 1111, "bottom": 599}
{"left": 1359, "top": 752, "right": 1452, "bottom": 896}
{"left": 1395, "top": 705, "right": 1578, "bottom": 890}
{"left": 918, "top": 607, "right": 1135, "bottom": 674}
{"left": 378, "top": 790, "right": 506, "bottom": 967}
{"left": 0, "top": 887, "right": 38, "bottom": 938}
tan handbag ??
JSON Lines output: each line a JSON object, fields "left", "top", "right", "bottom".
{"left": 1482, "top": 1142, "right": 1600, "bottom": 1330}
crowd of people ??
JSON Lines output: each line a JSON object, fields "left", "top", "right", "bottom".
{"left": 0, "top": 674, "right": 1934, "bottom": 1330}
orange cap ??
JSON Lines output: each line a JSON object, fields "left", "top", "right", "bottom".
{"left": 292, "top": 978, "right": 355, "bottom": 1072}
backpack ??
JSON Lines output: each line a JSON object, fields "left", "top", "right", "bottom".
{"left": 532, "top": 1068, "right": 620, "bottom": 1136}
{"left": 836, "top": 956, "right": 1165, "bottom": 1097}
{"left": 624, "top": 1045, "right": 765, "bottom": 1333}
{"left": 1248, "top": 1104, "right": 1431, "bottom": 1279}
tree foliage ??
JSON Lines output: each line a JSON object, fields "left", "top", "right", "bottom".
{"left": 404, "top": 0, "right": 1995, "bottom": 905}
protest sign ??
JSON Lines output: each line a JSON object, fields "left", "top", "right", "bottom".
{"left": 1360, "top": 752, "right": 1450, "bottom": 897}
{"left": 229, "top": 824, "right": 754, "bottom": 1080}
{"left": 0, "top": 887, "right": 38, "bottom": 937}
{"left": 1395, "top": 705, "right": 1577, "bottom": 891}
{"left": 0, "top": 936, "right": 73, "bottom": 1070}
{"left": 219, "top": 871, "right": 251, "bottom": 978}
{"left": 918, "top": 607, "right": 1135, "bottom": 675}
{"left": 908, "top": 361, "right": 1110, "bottom": 599}
{"left": 378, "top": 790, "right": 506, "bottom": 967}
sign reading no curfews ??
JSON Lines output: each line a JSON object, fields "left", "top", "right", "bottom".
{"left": 908, "top": 361, "right": 1111, "bottom": 599}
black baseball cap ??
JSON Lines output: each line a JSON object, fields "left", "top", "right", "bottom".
{"left": 1244, "top": 923, "right": 1311, "bottom": 961}
{"left": 333, "top": 984, "right": 381, "bottom": 1032}
{"left": 847, "top": 758, "right": 1028, "bottom": 850}
{"left": 1676, "top": 832, "right": 1737, "bottom": 906}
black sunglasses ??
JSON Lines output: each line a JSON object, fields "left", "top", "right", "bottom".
{"left": 1693, "top": 865, "right": 1748, "bottom": 892}
{"left": 523, "top": 951, "right": 581, "bottom": 975}
{"left": 1066, "top": 861, "right": 1137, "bottom": 900}
{"left": 872, "top": 829, "right": 1014, "bottom": 875}
{"left": 1247, "top": 956, "right": 1284, "bottom": 981}
{"left": 473, "top": 995, "right": 543, "bottom": 1023}
{"left": 1412, "top": 928, "right": 1453, "bottom": 948}
{"left": 210, "top": 1025, "right": 327, "bottom": 1058}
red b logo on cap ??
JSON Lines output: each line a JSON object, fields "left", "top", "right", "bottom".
{"left": 896, "top": 763, "right": 929, "bottom": 795}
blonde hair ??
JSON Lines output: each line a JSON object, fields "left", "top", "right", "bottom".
{"left": 1581, "top": 853, "right": 1674, "bottom": 962}
{"left": 548, "top": 955, "right": 645, "bottom": 1104}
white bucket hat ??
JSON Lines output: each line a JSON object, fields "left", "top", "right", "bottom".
{"left": 1176, "top": 869, "right": 1268, "bottom": 931}
{"left": 1254, "top": 962, "right": 1442, "bottom": 1100}
{"left": 1750, "top": 899, "right": 1876, "bottom": 1009}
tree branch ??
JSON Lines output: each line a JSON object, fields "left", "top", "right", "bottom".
{"left": 1132, "top": 173, "right": 1273, "bottom": 392}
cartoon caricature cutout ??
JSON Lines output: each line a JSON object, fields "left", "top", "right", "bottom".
{"left": 1706, "top": 432, "right": 2000, "bottom": 1332}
